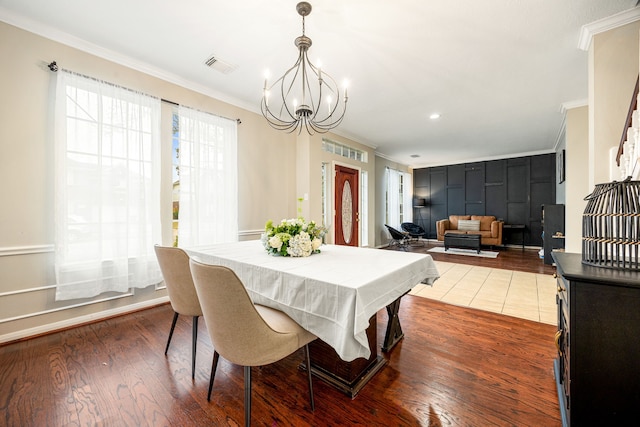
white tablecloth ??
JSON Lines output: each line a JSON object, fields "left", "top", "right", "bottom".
{"left": 187, "top": 240, "right": 439, "bottom": 361}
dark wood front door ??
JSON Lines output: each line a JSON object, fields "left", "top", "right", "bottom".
{"left": 334, "top": 165, "right": 359, "bottom": 247}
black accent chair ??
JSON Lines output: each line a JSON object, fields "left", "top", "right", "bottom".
{"left": 385, "top": 224, "right": 410, "bottom": 250}
{"left": 401, "top": 222, "right": 426, "bottom": 246}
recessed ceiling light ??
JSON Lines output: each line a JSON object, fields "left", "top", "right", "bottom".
{"left": 429, "top": 113, "right": 441, "bottom": 120}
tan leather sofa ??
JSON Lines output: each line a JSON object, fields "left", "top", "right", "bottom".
{"left": 436, "top": 215, "right": 503, "bottom": 246}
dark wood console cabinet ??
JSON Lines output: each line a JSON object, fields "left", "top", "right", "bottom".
{"left": 553, "top": 252, "right": 640, "bottom": 426}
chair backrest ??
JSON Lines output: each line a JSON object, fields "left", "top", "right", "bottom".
{"left": 154, "top": 245, "right": 202, "bottom": 316}
{"left": 401, "top": 222, "right": 425, "bottom": 235}
{"left": 189, "top": 259, "right": 305, "bottom": 367}
{"left": 385, "top": 224, "right": 406, "bottom": 240}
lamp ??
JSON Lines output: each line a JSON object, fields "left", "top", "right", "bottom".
{"left": 261, "top": 2, "right": 348, "bottom": 134}
{"left": 413, "top": 198, "right": 426, "bottom": 223}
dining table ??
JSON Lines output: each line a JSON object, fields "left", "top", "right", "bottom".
{"left": 187, "top": 239, "right": 440, "bottom": 396}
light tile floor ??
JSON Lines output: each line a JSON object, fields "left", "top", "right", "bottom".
{"left": 410, "top": 261, "right": 557, "bottom": 324}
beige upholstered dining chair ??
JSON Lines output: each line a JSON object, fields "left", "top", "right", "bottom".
{"left": 189, "top": 259, "right": 316, "bottom": 427}
{"left": 154, "top": 245, "right": 203, "bottom": 379}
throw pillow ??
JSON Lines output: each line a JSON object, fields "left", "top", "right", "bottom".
{"left": 458, "top": 219, "right": 480, "bottom": 231}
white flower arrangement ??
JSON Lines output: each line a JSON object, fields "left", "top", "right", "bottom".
{"left": 262, "top": 218, "right": 327, "bottom": 257}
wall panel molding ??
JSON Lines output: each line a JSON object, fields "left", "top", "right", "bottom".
{"left": 0, "top": 292, "right": 134, "bottom": 324}
{"left": 238, "top": 229, "right": 263, "bottom": 240}
{"left": 0, "top": 244, "right": 54, "bottom": 257}
{"left": 415, "top": 154, "right": 556, "bottom": 245}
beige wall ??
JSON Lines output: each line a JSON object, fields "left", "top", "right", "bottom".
{"left": 564, "top": 106, "right": 589, "bottom": 253}
{"left": 590, "top": 21, "right": 640, "bottom": 187}
{"left": 0, "top": 21, "right": 385, "bottom": 341}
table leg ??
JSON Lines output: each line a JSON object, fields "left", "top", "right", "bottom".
{"left": 305, "top": 315, "right": 386, "bottom": 398}
{"left": 382, "top": 292, "right": 408, "bottom": 352}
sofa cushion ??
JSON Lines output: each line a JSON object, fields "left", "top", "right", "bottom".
{"left": 458, "top": 219, "right": 481, "bottom": 231}
{"left": 449, "top": 215, "right": 471, "bottom": 230}
{"left": 472, "top": 215, "right": 496, "bottom": 231}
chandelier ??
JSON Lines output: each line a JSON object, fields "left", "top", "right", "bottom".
{"left": 261, "top": 2, "right": 348, "bottom": 134}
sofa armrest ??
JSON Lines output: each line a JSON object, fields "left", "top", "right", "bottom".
{"left": 491, "top": 221, "right": 503, "bottom": 241}
{"left": 436, "top": 219, "right": 450, "bottom": 240}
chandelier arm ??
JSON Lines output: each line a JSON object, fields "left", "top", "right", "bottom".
{"left": 312, "top": 67, "right": 346, "bottom": 126}
{"left": 321, "top": 96, "right": 347, "bottom": 126}
{"left": 313, "top": 98, "right": 347, "bottom": 129}
{"left": 301, "top": 50, "right": 318, "bottom": 117}
{"left": 262, "top": 55, "right": 305, "bottom": 126}
{"left": 305, "top": 54, "right": 323, "bottom": 124}
{"left": 261, "top": 108, "right": 298, "bottom": 131}
{"left": 261, "top": 94, "right": 300, "bottom": 132}
{"left": 280, "top": 54, "right": 305, "bottom": 119}
{"left": 304, "top": 118, "right": 316, "bottom": 135}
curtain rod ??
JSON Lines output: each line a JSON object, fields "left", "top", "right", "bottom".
{"left": 48, "top": 61, "right": 241, "bottom": 125}
{"left": 160, "top": 98, "right": 241, "bottom": 125}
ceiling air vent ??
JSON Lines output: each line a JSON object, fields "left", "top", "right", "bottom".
{"left": 204, "top": 54, "right": 237, "bottom": 75}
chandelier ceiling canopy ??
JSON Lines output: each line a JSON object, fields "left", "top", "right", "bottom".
{"left": 261, "top": 2, "right": 348, "bottom": 135}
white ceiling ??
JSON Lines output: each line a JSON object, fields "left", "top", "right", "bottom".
{"left": 1, "top": 0, "right": 637, "bottom": 167}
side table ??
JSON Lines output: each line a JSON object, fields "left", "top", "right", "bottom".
{"left": 503, "top": 224, "right": 526, "bottom": 251}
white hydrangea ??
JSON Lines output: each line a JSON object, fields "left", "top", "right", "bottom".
{"left": 287, "top": 231, "right": 312, "bottom": 257}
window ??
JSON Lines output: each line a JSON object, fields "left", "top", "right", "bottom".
{"left": 386, "top": 167, "right": 412, "bottom": 228}
{"left": 322, "top": 139, "right": 367, "bottom": 163}
{"left": 172, "top": 112, "right": 180, "bottom": 246}
{"left": 54, "top": 71, "right": 162, "bottom": 300}
{"left": 360, "top": 170, "right": 369, "bottom": 246}
{"left": 321, "top": 162, "right": 330, "bottom": 229}
{"left": 176, "top": 106, "right": 238, "bottom": 247}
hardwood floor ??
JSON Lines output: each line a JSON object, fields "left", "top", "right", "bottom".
{"left": 393, "top": 240, "right": 558, "bottom": 276}
{"left": 0, "top": 243, "right": 561, "bottom": 427}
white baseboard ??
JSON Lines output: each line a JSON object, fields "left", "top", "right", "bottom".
{"left": 0, "top": 296, "right": 169, "bottom": 344}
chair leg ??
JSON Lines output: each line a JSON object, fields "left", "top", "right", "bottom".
{"left": 165, "top": 312, "right": 179, "bottom": 355}
{"left": 207, "top": 351, "right": 219, "bottom": 402}
{"left": 244, "top": 366, "right": 251, "bottom": 427}
{"left": 191, "top": 316, "right": 198, "bottom": 379}
{"left": 304, "top": 344, "right": 315, "bottom": 412}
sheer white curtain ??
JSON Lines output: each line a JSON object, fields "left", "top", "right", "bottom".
{"left": 386, "top": 167, "right": 413, "bottom": 228}
{"left": 54, "top": 71, "right": 162, "bottom": 301}
{"left": 177, "top": 106, "right": 238, "bottom": 247}
{"left": 403, "top": 173, "right": 413, "bottom": 223}
{"left": 386, "top": 167, "right": 401, "bottom": 228}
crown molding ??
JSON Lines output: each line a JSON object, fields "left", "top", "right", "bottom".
{"left": 409, "top": 148, "right": 558, "bottom": 170}
{"left": 553, "top": 116, "right": 567, "bottom": 152}
{"left": 559, "top": 99, "right": 588, "bottom": 115}
{"left": 374, "top": 151, "right": 411, "bottom": 167}
{"left": 578, "top": 7, "right": 640, "bottom": 51}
